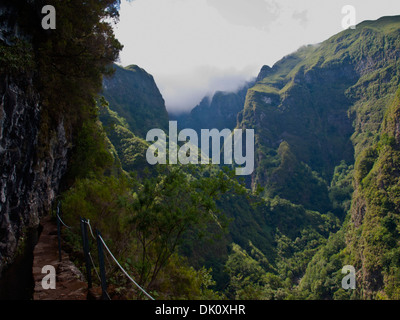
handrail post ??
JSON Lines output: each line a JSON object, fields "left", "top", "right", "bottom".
{"left": 96, "top": 229, "right": 109, "bottom": 300}
{"left": 56, "top": 202, "right": 62, "bottom": 262}
{"left": 80, "top": 217, "right": 92, "bottom": 289}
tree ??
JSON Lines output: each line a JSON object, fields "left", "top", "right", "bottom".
{"left": 128, "top": 165, "right": 233, "bottom": 289}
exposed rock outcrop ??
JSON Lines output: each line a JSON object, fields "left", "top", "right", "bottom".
{"left": 0, "top": 1, "right": 70, "bottom": 276}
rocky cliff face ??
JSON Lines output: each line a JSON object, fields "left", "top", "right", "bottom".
{"left": 238, "top": 16, "right": 400, "bottom": 298}
{"left": 174, "top": 81, "right": 254, "bottom": 133}
{"left": 0, "top": 2, "right": 70, "bottom": 275}
{"left": 238, "top": 16, "right": 400, "bottom": 214}
{"left": 346, "top": 86, "right": 400, "bottom": 299}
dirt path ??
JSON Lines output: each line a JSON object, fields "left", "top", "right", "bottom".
{"left": 32, "top": 215, "right": 88, "bottom": 300}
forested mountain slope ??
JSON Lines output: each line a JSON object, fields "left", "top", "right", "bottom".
{"left": 2, "top": 0, "right": 400, "bottom": 300}
{"left": 237, "top": 15, "right": 400, "bottom": 299}
{"left": 95, "top": 15, "right": 400, "bottom": 299}
{"left": 102, "top": 64, "right": 169, "bottom": 138}
{"left": 240, "top": 16, "right": 400, "bottom": 216}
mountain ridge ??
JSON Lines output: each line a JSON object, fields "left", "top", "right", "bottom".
{"left": 2, "top": 1, "right": 400, "bottom": 300}
{"left": 238, "top": 15, "right": 400, "bottom": 212}
{"left": 173, "top": 80, "right": 255, "bottom": 133}
{"left": 96, "top": 15, "right": 400, "bottom": 298}
{"left": 102, "top": 63, "right": 169, "bottom": 139}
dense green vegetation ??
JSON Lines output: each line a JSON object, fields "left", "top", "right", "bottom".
{"left": 61, "top": 164, "right": 235, "bottom": 299}
{"left": 346, "top": 87, "right": 400, "bottom": 299}
{"left": 0, "top": 38, "right": 34, "bottom": 74}
{"left": 102, "top": 64, "right": 169, "bottom": 138}
{"left": 98, "top": 96, "right": 150, "bottom": 173}
{"left": 240, "top": 16, "right": 400, "bottom": 210}
{"left": 7, "top": 0, "right": 400, "bottom": 300}
{"left": 90, "top": 62, "right": 342, "bottom": 299}
{"left": 233, "top": 16, "right": 400, "bottom": 299}
{"left": 24, "top": 0, "right": 233, "bottom": 299}
{"left": 62, "top": 15, "right": 400, "bottom": 300}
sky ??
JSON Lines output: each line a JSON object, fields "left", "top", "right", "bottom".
{"left": 113, "top": 0, "right": 400, "bottom": 114}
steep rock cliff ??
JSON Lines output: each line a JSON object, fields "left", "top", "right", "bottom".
{"left": 347, "top": 86, "right": 400, "bottom": 299}
{"left": 239, "top": 16, "right": 400, "bottom": 214}
{"left": 102, "top": 64, "right": 169, "bottom": 139}
{"left": 0, "top": 2, "right": 70, "bottom": 275}
{"left": 174, "top": 81, "right": 254, "bottom": 133}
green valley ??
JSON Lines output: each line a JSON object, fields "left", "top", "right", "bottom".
{"left": 1, "top": 0, "right": 400, "bottom": 301}
{"left": 67, "top": 15, "right": 400, "bottom": 300}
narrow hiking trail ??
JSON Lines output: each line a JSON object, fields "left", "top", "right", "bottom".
{"left": 32, "top": 215, "right": 88, "bottom": 300}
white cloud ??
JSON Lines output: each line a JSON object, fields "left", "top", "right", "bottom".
{"left": 156, "top": 65, "right": 257, "bottom": 114}
{"left": 114, "top": 0, "right": 400, "bottom": 113}
{"left": 206, "top": 0, "right": 280, "bottom": 29}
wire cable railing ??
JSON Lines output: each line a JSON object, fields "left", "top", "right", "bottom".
{"left": 55, "top": 202, "right": 155, "bottom": 300}
{"left": 98, "top": 233, "right": 155, "bottom": 300}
